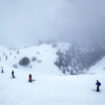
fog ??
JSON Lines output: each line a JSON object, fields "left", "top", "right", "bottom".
{"left": 0, "top": 0, "right": 105, "bottom": 48}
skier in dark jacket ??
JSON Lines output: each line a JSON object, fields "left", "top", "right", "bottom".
{"left": 1, "top": 69, "right": 4, "bottom": 73}
{"left": 29, "top": 74, "right": 32, "bottom": 82}
{"left": 1, "top": 66, "right": 4, "bottom": 73}
{"left": 96, "top": 80, "right": 101, "bottom": 92}
{"left": 11, "top": 70, "right": 15, "bottom": 78}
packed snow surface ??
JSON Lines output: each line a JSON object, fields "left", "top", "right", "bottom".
{"left": 0, "top": 44, "right": 105, "bottom": 105}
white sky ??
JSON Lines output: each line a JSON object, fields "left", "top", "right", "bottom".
{"left": 0, "top": 0, "right": 105, "bottom": 48}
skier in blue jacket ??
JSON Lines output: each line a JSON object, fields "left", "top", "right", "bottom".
{"left": 96, "top": 80, "right": 101, "bottom": 92}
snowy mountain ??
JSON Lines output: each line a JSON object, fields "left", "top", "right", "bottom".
{"left": 0, "top": 42, "right": 105, "bottom": 75}
{"left": 0, "top": 43, "right": 105, "bottom": 105}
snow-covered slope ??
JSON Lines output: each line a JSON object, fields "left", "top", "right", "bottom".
{"left": 0, "top": 44, "right": 63, "bottom": 76}
{"left": 0, "top": 44, "right": 105, "bottom": 105}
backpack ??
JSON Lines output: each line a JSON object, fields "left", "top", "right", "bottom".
{"left": 99, "top": 82, "right": 101, "bottom": 86}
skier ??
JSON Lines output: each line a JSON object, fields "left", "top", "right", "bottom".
{"left": 11, "top": 70, "right": 15, "bottom": 78}
{"left": 1, "top": 66, "right": 4, "bottom": 73}
{"left": 96, "top": 80, "right": 101, "bottom": 92}
{"left": 6, "top": 55, "right": 8, "bottom": 60}
{"left": 1, "top": 69, "right": 4, "bottom": 73}
{"left": 29, "top": 74, "right": 32, "bottom": 82}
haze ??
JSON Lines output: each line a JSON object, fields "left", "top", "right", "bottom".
{"left": 0, "top": 0, "right": 105, "bottom": 48}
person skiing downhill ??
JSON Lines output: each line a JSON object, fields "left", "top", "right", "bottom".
{"left": 1, "top": 69, "right": 4, "bottom": 73}
{"left": 29, "top": 74, "right": 32, "bottom": 82}
{"left": 1, "top": 66, "right": 4, "bottom": 73}
{"left": 11, "top": 70, "right": 15, "bottom": 78}
{"left": 96, "top": 80, "right": 101, "bottom": 92}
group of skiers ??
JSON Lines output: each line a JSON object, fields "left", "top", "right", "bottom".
{"left": 0, "top": 67, "right": 102, "bottom": 91}
{"left": 0, "top": 50, "right": 20, "bottom": 61}
{"left": 1, "top": 67, "right": 33, "bottom": 82}
{"left": 0, "top": 50, "right": 35, "bottom": 83}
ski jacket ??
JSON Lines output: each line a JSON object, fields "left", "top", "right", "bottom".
{"left": 29, "top": 74, "right": 32, "bottom": 80}
{"left": 96, "top": 81, "right": 101, "bottom": 87}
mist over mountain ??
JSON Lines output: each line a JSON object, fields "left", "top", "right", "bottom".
{"left": 0, "top": 0, "right": 105, "bottom": 48}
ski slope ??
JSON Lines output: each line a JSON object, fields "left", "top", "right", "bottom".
{"left": 0, "top": 44, "right": 105, "bottom": 105}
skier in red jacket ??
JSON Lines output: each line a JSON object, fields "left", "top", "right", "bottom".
{"left": 29, "top": 74, "right": 32, "bottom": 82}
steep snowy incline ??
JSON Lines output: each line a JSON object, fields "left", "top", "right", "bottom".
{"left": 88, "top": 57, "right": 105, "bottom": 74}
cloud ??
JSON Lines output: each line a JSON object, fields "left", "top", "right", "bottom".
{"left": 0, "top": 0, "right": 105, "bottom": 48}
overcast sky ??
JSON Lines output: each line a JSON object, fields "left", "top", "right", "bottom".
{"left": 0, "top": 0, "right": 105, "bottom": 48}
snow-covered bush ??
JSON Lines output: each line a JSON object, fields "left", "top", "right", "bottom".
{"left": 32, "top": 57, "right": 37, "bottom": 62}
{"left": 37, "top": 59, "right": 42, "bottom": 63}
{"left": 36, "top": 51, "right": 40, "bottom": 54}
{"left": 19, "top": 57, "right": 30, "bottom": 66}
{"left": 52, "top": 43, "right": 57, "bottom": 48}
{"left": 13, "top": 64, "right": 18, "bottom": 68}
